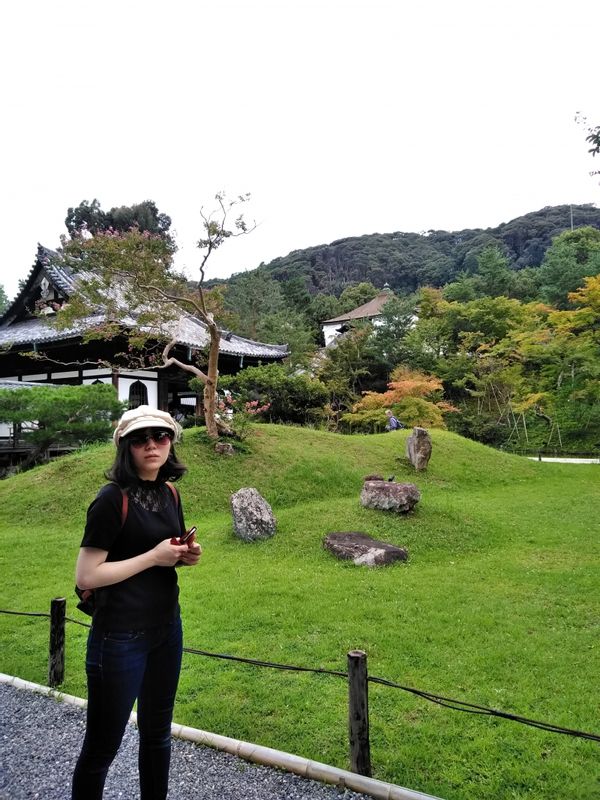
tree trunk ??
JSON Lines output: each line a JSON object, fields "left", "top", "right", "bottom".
{"left": 162, "top": 326, "right": 231, "bottom": 440}
{"left": 203, "top": 381, "right": 218, "bottom": 439}
{"left": 21, "top": 441, "right": 51, "bottom": 471}
{"left": 204, "top": 316, "right": 224, "bottom": 440}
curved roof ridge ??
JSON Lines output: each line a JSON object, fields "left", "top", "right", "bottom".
{"left": 322, "top": 289, "right": 394, "bottom": 324}
{"left": 225, "top": 329, "right": 289, "bottom": 352}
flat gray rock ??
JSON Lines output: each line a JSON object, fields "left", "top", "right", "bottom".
{"left": 215, "top": 442, "right": 235, "bottom": 456}
{"left": 323, "top": 532, "right": 408, "bottom": 567}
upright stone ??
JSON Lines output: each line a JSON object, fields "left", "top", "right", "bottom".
{"left": 406, "top": 427, "right": 432, "bottom": 471}
{"left": 230, "top": 488, "right": 276, "bottom": 541}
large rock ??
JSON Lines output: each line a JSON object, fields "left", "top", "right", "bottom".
{"left": 323, "top": 532, "right": 408, "bottom": 567}
{"left": 360, "top": 480, "right": 420, "bottom": 513}
{"left": 230, "top": 488, "right": 276, "bottom": 541}
{"left": 406, "top": 427, "right": 432, "bottom": 471}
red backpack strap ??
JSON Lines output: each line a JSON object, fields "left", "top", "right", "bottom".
{"left": 166, "top": 481, "right": 179, "bottom": 507}
{"left": 121, "top": 489, "right": 128, "bottom": 527}
{"left": 109, "top": 482, "right": 129, "bottom": 528}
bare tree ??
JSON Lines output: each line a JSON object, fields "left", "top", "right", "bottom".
{"left": 161, "top": 193, "right": 255, "bottom": 437}
{"left": 576, "top": 113, "right": 600, "bottom": 179}
{"left": 55, "top": 193, "right": 254, "bottom": 439}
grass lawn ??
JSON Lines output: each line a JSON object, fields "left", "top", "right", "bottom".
{"left": 0, "top": 425, "right": 598, "bottom": 800}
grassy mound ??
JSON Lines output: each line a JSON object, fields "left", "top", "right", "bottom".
{"left": 0, "top": 425, "right": 598, "bottom": 800}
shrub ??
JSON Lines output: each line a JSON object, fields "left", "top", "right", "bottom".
{"left": 340, "top": 396, "right": 445, "bottom": 433}
{"left": 0, "top": 383, "right": 124, "bottom": 470}
{"left": 219, "top": 364, "right": 329, "bottom": 424}
{"left": 345, "top": 365, "right": 456, "bottom": 432}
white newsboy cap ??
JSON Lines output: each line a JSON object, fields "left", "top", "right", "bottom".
{"left": 113, "top": 405, "right": 182, "bottom": 445}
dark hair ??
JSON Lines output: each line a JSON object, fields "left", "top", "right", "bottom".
{"left": 105, "top": 438, "right": 187, "bottom": 486}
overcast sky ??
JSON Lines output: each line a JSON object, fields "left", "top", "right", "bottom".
{"left": 1, "top": 0, "right": 598, "bottom": 302}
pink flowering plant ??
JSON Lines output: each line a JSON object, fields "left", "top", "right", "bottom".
{"left": 217, "top": 393, "right": 271, "bottom": 441}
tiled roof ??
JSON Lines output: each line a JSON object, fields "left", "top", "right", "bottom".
{"left": 171, "top": 315, "right": 288, "bottom": 358}
{"left": 323, "top": 290, "right": 393, "bottom": 324}
{"left": 0, "top": 380, "right": 61, "bottom": 390}
{"left": 0, "top": 247, "right": 288, "bottom": 360}
{"left": 0, "top": 315, "right": 108, "bottom": 348}
{"left": 39, "top": 246, "right": 78, "bottom": 295}
{"left": 0, "top": 311, "right": 287, "bottom": 359}
{"left": 0, "top": 246, "right": 75, "bottom": 325}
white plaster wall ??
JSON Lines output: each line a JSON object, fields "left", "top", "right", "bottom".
{"left": 322, "top": 312, "right": 417, "bottom": 347}
{"left": 51, "top": 371, "right": 79, "bottom": 379}
{"left": 322, "top": 317, "right": 382, "bottom": 346}
{"left": 120, "top": 370, "right": 157, "bottom": 379}
{"left": 83, "top": 368, "right": 114, "bottom": 377}
{"left": 322, "top": 323, "right": 343, "bottom": 347}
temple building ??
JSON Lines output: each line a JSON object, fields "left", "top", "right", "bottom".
{"left": 321, "top": 284, "right": 394, "bottom": 346}
{"left": 0, "top": 245, "right": 288, "bottom": 413}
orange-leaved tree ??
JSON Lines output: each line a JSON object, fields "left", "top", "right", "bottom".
{"left": 341, "top": 366, "right": 458, "bottom": 432}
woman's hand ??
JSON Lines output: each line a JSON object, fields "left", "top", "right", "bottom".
{"left": 152, "top": 538, "right": 190, "bottom": 567}
{"left": 178, "top": 541, "right": 202, "bottom": 567}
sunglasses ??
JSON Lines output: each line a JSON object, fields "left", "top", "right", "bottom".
{"left": 126, "top": 429, "right": 174, "bottom": 448}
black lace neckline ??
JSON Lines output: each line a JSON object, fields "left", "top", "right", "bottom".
{"left": 134, "top": 477, "right": 164, "bottom": 489}
{"left": 127, "top": 479, "right": 169, "bottom": 512}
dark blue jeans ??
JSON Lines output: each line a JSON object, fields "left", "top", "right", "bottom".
{"left": 72, "top": 618, "right": 183, "bottom": 800}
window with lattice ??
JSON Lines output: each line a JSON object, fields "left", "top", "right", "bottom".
{"left": 128, "top": 380, "right": 148, "bottom": 409}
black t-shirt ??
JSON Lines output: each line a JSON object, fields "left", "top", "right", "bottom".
{"left": 80, "top": 480, "right": 186, "bottom": 631}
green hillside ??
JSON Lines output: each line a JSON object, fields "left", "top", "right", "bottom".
{"left": 221, "top": 204, "right": 600, "bottom": 296}
{"left": 1, "top": 426, "right": 598, "bottom": 800}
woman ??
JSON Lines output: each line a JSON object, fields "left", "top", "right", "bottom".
{"left": 72, "top": 405, "right": 201, "bottom": 800}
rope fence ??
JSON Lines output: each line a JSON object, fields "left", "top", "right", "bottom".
{"left": 1, "top": 600, "right": 599, "bottom": 780}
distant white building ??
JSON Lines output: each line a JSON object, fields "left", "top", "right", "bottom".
{"left": 321, "top": 285, "right": 394, "bottom": 347}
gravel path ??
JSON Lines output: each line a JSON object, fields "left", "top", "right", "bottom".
{"left": 0, "top": 682, "right": 371, "bottom": 800}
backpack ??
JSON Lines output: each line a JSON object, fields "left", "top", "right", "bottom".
{"left": 75, "top": 482, "right": 178, "bottom": 616}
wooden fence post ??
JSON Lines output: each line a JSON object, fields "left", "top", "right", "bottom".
{"left": 348, "top": 649, "right": 371, "bottom": 777}
{"left": 48, "top": 597, "right": 66, "bottom": 687}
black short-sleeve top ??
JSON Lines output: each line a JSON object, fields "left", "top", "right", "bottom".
{"left": 81, "top": 480, "right": 186, "bottom": 631}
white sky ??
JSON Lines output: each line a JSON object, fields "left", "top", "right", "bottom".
{"left": 1, "top": 0, "right": 599, "bottom": 301}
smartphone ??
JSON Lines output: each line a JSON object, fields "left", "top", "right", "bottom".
{"left": 171, "top": 526, "right": 197, "bottom": 546}
{"left": 179, "top": 526, "right": 197, "bottom": 545}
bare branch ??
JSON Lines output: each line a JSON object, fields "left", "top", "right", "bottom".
{"left": 161, "top": 338, "right": 210, "bottom": 385}
{"left": 131, "top": 279, "right": 205, "bottom": 319}
{"left": 21, "top": 351, "right": 112, "bottom": 369}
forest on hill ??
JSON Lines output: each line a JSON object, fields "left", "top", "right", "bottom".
{"left": 227, "top": 204, "right": 600, "bottom": 296}
{"left": 214, "top": 213, "right": 600, "bottom": 454}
